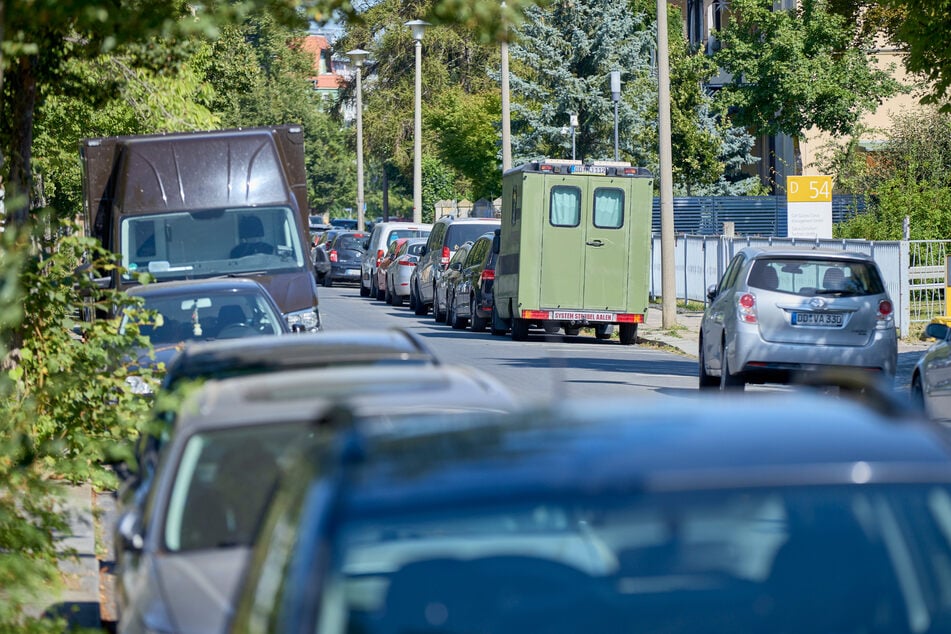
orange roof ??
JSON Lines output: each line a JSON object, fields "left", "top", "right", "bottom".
{"left": 299, "top": 34, "right": 343, "bottom": 88}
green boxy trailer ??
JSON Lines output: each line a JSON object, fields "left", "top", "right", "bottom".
{"left": 493, "top": 159, "right": 654, "bottom": 345}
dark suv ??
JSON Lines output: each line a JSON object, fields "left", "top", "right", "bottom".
{"left": 410, "top": 216, "right": 500, "bottom": 315}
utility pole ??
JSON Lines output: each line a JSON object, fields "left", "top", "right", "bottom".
{"left": 657, "top": 0, "right": 677, "bottom": 329}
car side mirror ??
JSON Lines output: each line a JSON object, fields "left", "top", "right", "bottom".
{"left": 706, "top": 284, "right": 718, "bottom": 302}
{"left": 117, "top": 509, "right": 145, "bottom": 553}
{"left": 420, "top": 246, "right": 428, "bottom": 256}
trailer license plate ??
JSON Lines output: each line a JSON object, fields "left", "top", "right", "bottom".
{"left": 791, "top": 312, "right": 843, "bottom": 327}
{"left": 551, "top": 311, "right": 615, "bottom": 321}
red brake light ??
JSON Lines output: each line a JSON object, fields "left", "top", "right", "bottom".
{"left": 878, "top": 299, "right": 893, "bottom": 317}
{"left": 738, "top": 293, "right": 757, "bottom": 323}
{"left": 376, "top": 249, "right": 384, "bottom": 266}
{"left": 329, "top": 250, "right": 338, "bottom": 263}
{"left": 398, "top": 259, "right": 416, "bottom": 266}
{"left": 441, "top": 246, "right": 450, "bottom": 266}
{"left": 480, "top": 269, "right": 495, "bottom": 281}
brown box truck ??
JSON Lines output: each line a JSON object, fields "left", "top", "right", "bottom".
{"left": 81, "top": 125, "right": 321, "bottom": 331}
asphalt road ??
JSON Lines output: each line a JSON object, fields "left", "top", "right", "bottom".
{"left": 319, "top": 283, "right": 709, "bottom": 405}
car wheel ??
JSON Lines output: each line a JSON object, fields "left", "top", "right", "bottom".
{"left": 392, "top": 285, "right": 404, "bottom": 307}
{"left": 323, "top": 274, "right": 333, "bottom": 288}
{"left": 618, "top": 323, "right": 637, "bottom": 345}
{"left": 698, "top": 335, "right": 718, "bottom": 389}
{"left": 470, "top": 296, "right": 487, "bottom": 332}
{"left": 564, "top": 327, "right": 581, "bottom": 336}
{"left": 376, "top": 285, "right": 385, "bottom": 301}
{"left": 413, "top": 281, "right": 428, "bottom": 316}
{"left": 594, "top": 324, "right": 613, "bottom": 340}
{"left": 433, "top": 286, "right": 446, "bottom": 322}
{"left": 450, "top": 297, "right": 467, "bottom": 330}
{"left": 720, "top": 343, "right": 744, "bottom": 391}
{"left": 384, "top": 285, "right": 393, "bottom": 304}
{"left": 511, "top": 317, "right": 529, "bottom": 341}
{"left": 911, "top": 373, "right": 926, "bottom": 414}
{"left": 490, "top": 304, "right": 507, "bottom": 336}
{"left": 359, "top": 280, "right": 370, "bottom": 297}
{"left": 543, "top": 322, "right": 561, "bottom": 335}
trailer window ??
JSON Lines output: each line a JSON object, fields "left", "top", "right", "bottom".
{"left": 550, "top": 186, "right": 581, "bottom": 227}
{"left": 594, "top": 188, "right": 624, "bottom": 229}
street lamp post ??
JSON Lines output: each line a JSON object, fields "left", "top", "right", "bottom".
{"left": 346, "top": 49, "right": 369, "bottom": 232}
{"left": 405, "top": 19, "right": 430, "bottom": 224}
{"left": 610, "top": 70, "right": 621, "bottom": 162}
{"left": 570, "top": 113, "right": 578, "bottom": 161}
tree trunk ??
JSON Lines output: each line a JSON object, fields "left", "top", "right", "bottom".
{"left": 6, "top": 53, "right": 37, "bottom": 227}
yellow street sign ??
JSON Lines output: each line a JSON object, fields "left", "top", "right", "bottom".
{"left": 787, "top": 175, "right": 832, "bottom": 203}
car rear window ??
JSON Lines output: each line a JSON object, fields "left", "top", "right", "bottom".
{"left": 387, "top": 229, "right": 429, "bottom": 244}
{"left": 747, "top": 258, "right": 885, "bottom": 297}
{"left": 445, "top": 224, "right": 499, "bottom": 251}
{"left": 336, "top": 236, "right": 365, "bottom": 251}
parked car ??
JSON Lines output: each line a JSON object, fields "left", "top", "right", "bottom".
{"left": 122, "top": 278, "right": 290, "bottom": 381}
{"left": 360, "top": 221, "right": 433, "bottom": 298}
{"left": 699, "top": 247, "right": 898, "bottom": 390}
{"left": 433, "top": 240, "right": 473, "bottom": 324}
{"left": 311, "top": 228, "right": 346, "bottom": 283}
{"left": 911, "top": 319, "right": 951, "bottom": 421}
{"left": 411, "top": 216, "right": 501, "bottom": 316}
{"left": 384, "top": 238, "right": 427, "bottom": 307}
{"left": 319, "top": 231, "right": 367, "bottom": 287}
{"left": 228, "top": 387, "right": 951, "bottom": 634}
{"left": 447, "top": 229, "right": 501, "bottom": 333}
{"left": 115, "top": 363, "right": 518, "bottom": 634}
{"left": 374, "top": 237, "right": 408, "bottom": 302}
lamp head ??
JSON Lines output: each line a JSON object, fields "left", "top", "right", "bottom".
{"left": 346, "top": 49, "right": 369, "bottom": 67}
{"left": 404, "top": 19, "right": 430, "bottom": 41}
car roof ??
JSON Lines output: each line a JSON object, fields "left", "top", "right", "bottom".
{"left": 173, "top": 363, "right": 517, "bottom": 433}
{"left": 162, "top": 328, "right": 440, "bottom": 387}
{"left": 127, "top": 277, "right": 271, "bottom": 297}
{"left": 323, "top": 393, "right": 951, "bottom": 510}
{"left": 739, "top": 247, "right": 876, "bottom": 263}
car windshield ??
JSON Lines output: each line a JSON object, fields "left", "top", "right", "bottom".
{"left": 326, "top": 484, "right": 951, "bottom": 633}
{"left": 123, "top": 289, "right": 284, "bottom": 344}
{"left": 119, "top": 206, "right": 306, "bottom": 281}
{"left": 747, "top": 258, "right": 886, "bottom": 296}
{"left": 163, "top": 422, "right": 315, "bottom": 551}
{"left": 445, "top": 224, "right": 498, "bottom": 251}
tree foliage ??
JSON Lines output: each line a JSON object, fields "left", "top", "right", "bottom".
{"left": 714, "top": 0, "right": 903, "bottom": 139}
{"left": 834, "top": 107, "right": 951, "bottom": 240}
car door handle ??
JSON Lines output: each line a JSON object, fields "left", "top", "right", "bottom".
{"left": 586, "top": 240, "right": 604, "bottom": 247}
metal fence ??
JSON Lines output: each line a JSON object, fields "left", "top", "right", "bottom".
{"left": 647, "top": 235, "right": 949, "bottom": 338}
{"left": 650, "top": 195, "right": 866, "bottom": 236}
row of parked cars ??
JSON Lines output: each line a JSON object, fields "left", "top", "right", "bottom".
{"left": 110, "top": 218, "right": 951, "bottom": 634}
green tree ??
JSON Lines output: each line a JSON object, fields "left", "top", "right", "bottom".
{"left": 713, "top": 0, "right": 903, "bottom": 139}
{"left": 835, "top": 107, "right": 951, "bottom": 240}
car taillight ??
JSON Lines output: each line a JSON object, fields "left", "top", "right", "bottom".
{"left": 399, "top": 260, "right": 416, "bottom": 266}
{"left": 376, "top": 249, "right": 384, "bottom": 266}
{"left": 440, "top": 246, "right": 450, "bottom": 266}
{"left": 738, "top": 293, "right": 757, "bottom": 323}
{"left": 481, "top": 269, "right": 495, "bottom": 281}
{"left": 329, "top": 250, "right": 338, "bottom": 263}
{"left": 878, "top": 299, "right": 893, "bottom": 318}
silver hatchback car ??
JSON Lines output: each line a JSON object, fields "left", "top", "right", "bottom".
{"left": 699, "top": 247, "right": 897, "bottom": 390}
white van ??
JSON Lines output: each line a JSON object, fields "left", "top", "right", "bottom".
{"left": 360, "top": 222, "right": 433, "bottom": 299}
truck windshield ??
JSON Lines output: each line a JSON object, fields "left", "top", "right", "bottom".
{"left": 119, "top": 206, "right": 306, "bottom": 282}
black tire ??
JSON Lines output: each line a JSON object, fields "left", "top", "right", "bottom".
{"left": 543, "top": 322, "right": 561, "bottom": 335}
{"left": 392, "top": 287, "right": 404, "bottom": 307}
{"left": 511, "top": 317, "right": 529, "bottom": 341}
{"left": 594, "top": 324, "right": 614, "bottom": 340}
{"left": 911, "top": 374, "right": 925, "bottom": 414}
{"left": 376, "top": 285, "right": 385, "bottom": 301}
{"left": 618, "top": 323, "right": 637, "bottom": 345}
{"left": 720, "top": 343, "right": 745, "bottom": 391}
{"left": 413, "top": 282, "right": 428, "bottom": 316}
{"left": 490, "top": 304, "right": 508, "bottom": 336}
{"left": 470, "top": 296, "right": 487, "bottom": 332}
{"left": 698, "top": 336, "right": 718, "bottom": 389}
{"left": 433, "top": 286, "right": 446, "bottom": 322}
{"left": 449, "top": 297, "right": 466, "bottom": 329}
{"left": 384, "top": 285, "right": 393, "bottom": 304}
{"left": 564, "top": 327, "right": 580, "bottom": 336}
{"left": 323, "top": 274, "right": 333, "bottom": 288}
{"left": 359, "top": 280, "right": 370, "bottom": 297}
